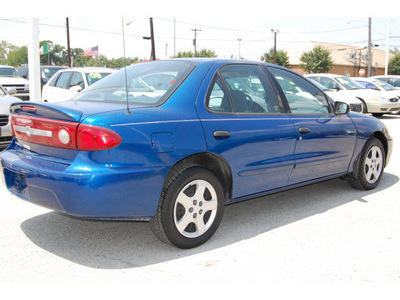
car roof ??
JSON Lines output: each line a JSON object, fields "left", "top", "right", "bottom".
{"left": 305, "top": 73, "right": 344, "bottom": 78}
{"left": 56, "top": 67, "right": 116, "bottom": 73}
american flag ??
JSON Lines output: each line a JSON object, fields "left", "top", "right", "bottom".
{"left": 83, "top": 46, "right": 99, "bottom": 57}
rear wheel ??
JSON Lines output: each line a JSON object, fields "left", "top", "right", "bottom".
{"left": 150, "top": 165, "right": 225, "bottom": 249}
{"left": 347, "top": 137, "right": 385, "bottom": 190}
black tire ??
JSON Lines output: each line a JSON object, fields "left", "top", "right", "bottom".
{"left": 150, "top": 165, "right": 225, "bottom": 249}
{"left": 347, "top": 137, "right": 385, "bottom": 190}
{"left": 372, "top": 113, "right": 384, "bottom": 117}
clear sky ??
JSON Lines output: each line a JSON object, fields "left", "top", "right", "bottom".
{"left": 1, "top": 0, "right": 399, "bottom": 62}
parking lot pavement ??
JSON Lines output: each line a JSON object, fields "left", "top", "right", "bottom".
{"left": 1, "top": 116, "right": 400, "bottom": 297}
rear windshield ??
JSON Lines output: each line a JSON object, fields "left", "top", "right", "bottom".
{"left": 72, "top": 60, "right": 196, "bottom": 106}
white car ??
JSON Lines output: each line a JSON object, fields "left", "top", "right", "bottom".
{"left": 352, "top": 77, "right": 400, "bottom": 100}
{"left": 42, "top": 67, "right": 115, "bottom": 102}
{"left": 307, "top": 79, "right": 364, "bottom": 113}
{"left": 0, "top": 66, "right": 30, "bottom": 100}
{"left": 305, "top": 74, "right": 400, "bottom": 116}
{"left": 371, "top": 75, "right": 400, "bottom": 89}
{"left": 0, "top": 85, "right": 20, "bottom": 150}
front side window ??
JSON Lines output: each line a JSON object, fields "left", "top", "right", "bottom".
{"left": 55, "top": 72, "right": 71, "bottom": 89}
{"left": 206, "top": 64, "right": 280, "bottom": 114}
{"left": 269, "top": 68, "right": 330, "bottom": 115}
{"left": 69, "top": 72, "right": 84, "bottom": 89}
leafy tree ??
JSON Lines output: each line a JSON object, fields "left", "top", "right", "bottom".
{"left": 174, "top": 51, "right": 194, "bottom": 58}
{"left": 0, "top": 40, "right": 19, "bottom": 65}
{"left": 173, "top": 49, "right": 217, "bottom": 58}
{"left": 389, "top": 53, "right": 400, "bottom": 75}
{"left": 300, "top": 46, "right": 333, "bottom": 73}
{"left": 261, "top": 48, "right": 290, "bottom": 67}
{"left": 7, "top": 46, "right": 28, "bottom": 67}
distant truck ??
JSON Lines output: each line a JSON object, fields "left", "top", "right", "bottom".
{"left": 17, "top": 65, "right": 67, "bottom": 88}
{"left": 0, "top": 65, "right": 29, "bottom": 100}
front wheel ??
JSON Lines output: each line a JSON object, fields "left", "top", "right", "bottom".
{"left": 150, "top": 165, "right": 225, "bottom": 249}
{"left": 347, "top": 137, "right": 385, "bottom": 190}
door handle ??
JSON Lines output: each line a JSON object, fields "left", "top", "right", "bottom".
{"left": 298, "top": 127, "right": 310, "bottom": 134}
{"left": 213, "top": 130, "right": 231, "bottom": 139}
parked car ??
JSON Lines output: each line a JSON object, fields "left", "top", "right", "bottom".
{"left": 305, "top": 74, "right": 400, "bottom": 116}
{"left": 0, "top": 85, "right": 20, "bottom": 150}
{"left": 371, "top": 75, "right": 400, "bottom": 89}
{"left": 352, "top": 77, "right": 400, "bottom": 115}
{"left": 17, "top": 65, "right": 68, "bottom": 88}
{"left": 307, "top": 78, "right": 364, "bottom": 113}
{"left": 0, "top": 65, "right": 29, "bottom": 100}
{"left": 41, "top": 67, "right": 115, "bottom": 102}
{"left": 0, "top": 59, "right": 393, "bottom": 249}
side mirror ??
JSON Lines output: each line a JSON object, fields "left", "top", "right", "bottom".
{"left": 69, "top": 86, "right": 83, "bottom": 93}
{"left": 334, "top": 101, "right": 350, "bottom": 115}
{"left": 6, "top": 87, "right": 17, "bottom": 95}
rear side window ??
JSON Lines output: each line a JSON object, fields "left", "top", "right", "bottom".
{"left": 269, "top": 67, "right": 330, "bottom": 115}
{"left": 73, "top": 60, "right": 196, "bottom": 106}
{"left": 206, "top": 64, "right": 280, "bottom": 114}
{"left": 49, "top": 73, "right": 61, "bottom": 87}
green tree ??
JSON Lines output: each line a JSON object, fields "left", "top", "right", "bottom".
{"left": 0, "top": 40, "right": 19, "bottom": 65}
{"left": 173, "top": 48, "right": 217, "bottom": 58}
{"left": 260, "top": 48, "right": 290, "bottom": 67}
{"left": 300, "top": 46, "right": 334, "bottom": 73}
{"left": 389, "top": 53, "right": 400, "bottom": 75}
{"left": 7, "top": 46, "right": 28, "bottom": 67}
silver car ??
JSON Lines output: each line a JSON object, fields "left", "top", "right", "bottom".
{"left": 0, "top": 86, "right": 20, "bottom": 150}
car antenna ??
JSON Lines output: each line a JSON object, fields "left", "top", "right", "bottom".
{"left": 122, "top": 18, "right": 131, "bottom": 115}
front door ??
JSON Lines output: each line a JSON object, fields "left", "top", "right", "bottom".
{"left": 267, "top": 67, "right": 357, "bottom": 185}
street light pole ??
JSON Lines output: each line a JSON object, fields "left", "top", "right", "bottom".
{"left": 367, "top": 17, "right": 372, "bottom": 77}
{"left": 237, "top": 38, "right": 242, "bottom": 59}
{"left": 191, "top": 28, "right": 202, "bottom": 57}
{"left": 271, "top": 29, "right": 279, "bottom": 64}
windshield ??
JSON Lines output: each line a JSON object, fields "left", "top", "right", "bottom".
{"left": 372, "top": 79, "right": 398, "bottom": 91}
{"left": 73, "top": 60, "right": 196, "bottom": 106}
{"left": 308, "top": 79, "right": 328, "bottom": 91}
{"left": 85, "top": 72, "right": 114, "bottom": 86}
{"left": 0, "top": 67, "right": 21, "bottom": 78}
{"left": 42, "top": 67, "right": 66, "bottom": 79}
{"left": 335, "top": 76, "right": 366, "bottom": 90}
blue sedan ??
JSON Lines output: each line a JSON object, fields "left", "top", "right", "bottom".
{"left": 0, "top": 59, "right": 393, "bottom": 248}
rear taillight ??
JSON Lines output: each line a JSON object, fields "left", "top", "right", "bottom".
{"left": 77, "top": 125, "right": 121, "bottom": 151}
{"left": 10, "top": 115, "right": 121, "bottom": 151}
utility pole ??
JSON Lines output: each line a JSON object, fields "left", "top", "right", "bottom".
{"left": 66, "top": 18, "right": 72, "bottom": 67}
{"left": 149, "top": 17, "right": 156, "bottom": 60}
{"left": 367, "top": 17, "right": 372, "bottom": 77}
{"left": 191, "top": 28, "right": 202, "bottom": 56}
{"left": 237, "top": 38, "right": 242, "bottom": 59}
{"left": 271, "top": 29, "right": 279, "bottom": 64}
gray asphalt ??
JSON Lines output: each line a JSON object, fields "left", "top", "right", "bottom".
{"left": 1, "top": 116, "right": 400, "bottom": 297}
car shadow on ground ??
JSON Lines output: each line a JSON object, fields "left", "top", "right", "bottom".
{"left": 20, "top": 172, "right": 399, "bottom": 269}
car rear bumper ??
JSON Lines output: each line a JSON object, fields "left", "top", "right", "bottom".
{"left": 0, "top": 149, "right": 168, "bottom": 220}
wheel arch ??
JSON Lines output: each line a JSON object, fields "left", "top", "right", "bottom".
{"left": 169, "top": 152, "right": 233, "bottom": 203}
{"left": 372, "top": 131, "right": 389, "bottom": 167}
{"left": 356, "top": 97, "right": 367, "bottom": 113}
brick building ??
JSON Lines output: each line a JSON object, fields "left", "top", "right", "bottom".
{"left": 287, "top": 41, "right": 393, "bottom": 77}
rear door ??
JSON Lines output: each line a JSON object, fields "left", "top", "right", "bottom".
{"left": 267, "top": 67, "right": 357, "bottom": 185}
{"left": 196, "top": 63, "right": 297, "bottom": 200}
